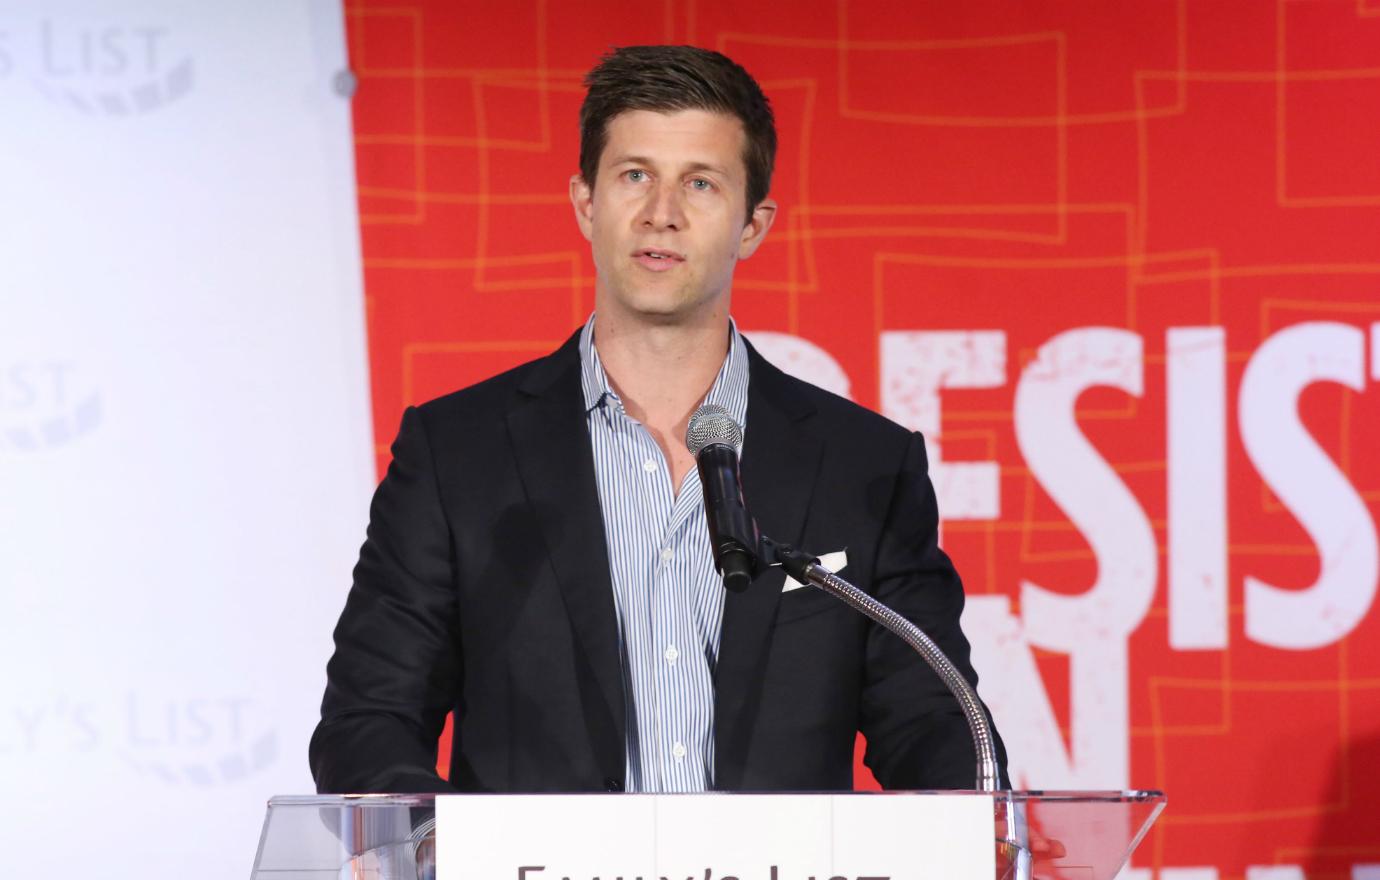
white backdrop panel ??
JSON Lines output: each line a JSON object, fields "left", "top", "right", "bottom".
{"left": 0, "top": 2, "right": 371, "bottom": 876}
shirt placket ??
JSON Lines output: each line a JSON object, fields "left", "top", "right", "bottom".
{"left": 618, "top": 414, "right": 683, "bottom": 790}
{"left": 661, "top": 469, "right": 705, "bottom": 790}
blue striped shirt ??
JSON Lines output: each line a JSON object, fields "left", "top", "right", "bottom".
{"left": 578, "top": 315, "right": 750, "bottom": 793}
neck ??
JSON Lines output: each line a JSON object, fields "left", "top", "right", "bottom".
{"left": 592, "top": 305, "right": 731, "bottom": 430}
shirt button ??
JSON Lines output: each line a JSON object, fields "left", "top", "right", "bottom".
{"left": 643, "top": 458, "right": 658, "bottom": 473}
{"left": 664, "top": 645, "right": 679, "bottom": 664}
{"left": 672, "top": 742, "right": 687, "bottom": 760}
{"left": 660, "top": 547, "right": 674, "bottom": 563}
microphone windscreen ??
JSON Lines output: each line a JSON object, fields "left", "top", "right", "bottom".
{"left": 685, "top": 404, "right": 743, "bottom": 456}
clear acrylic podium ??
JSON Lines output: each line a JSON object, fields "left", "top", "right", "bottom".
{"left": 250, "top": 790, "right": 1165, "bottom": 880}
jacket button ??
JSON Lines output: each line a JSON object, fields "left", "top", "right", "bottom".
{"left": 603, "top": 777, "right": 623, "bottom": 792}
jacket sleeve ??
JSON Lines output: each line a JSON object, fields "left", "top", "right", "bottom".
{"left": 858, "top": 431, "right": 1009, "bottom": 790}
{"left": 309, "top": 405, "right": 462, "bottom": 793}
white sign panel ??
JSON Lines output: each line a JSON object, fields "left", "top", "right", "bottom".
{"left": 0, "top": 1, "right": 370, "bottom": 877}
{"left": 436, "top": 793, "right": 995, "bottom": 880}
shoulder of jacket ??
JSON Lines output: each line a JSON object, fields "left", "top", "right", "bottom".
{"left": 405, "top": 333, "right": 580, "bottom": 438}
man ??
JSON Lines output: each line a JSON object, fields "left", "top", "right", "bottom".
{"left": 310, "top": 45, "right": 1006, "bottom": 795}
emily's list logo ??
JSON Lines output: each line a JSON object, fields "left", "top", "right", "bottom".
{"left": 118, "top": 694, "right": 278, "bottom": 786}
{"left": 1, "top": 694, "right": 277, "bottom": 787}
{"left": 31, "top": 19, "right": 193, "bottom": 115}
{"left": 0, "top": 360, "right": 101, "bottom": 452}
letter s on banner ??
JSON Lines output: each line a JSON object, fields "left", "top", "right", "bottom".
{"left": 1014, "top": 328, "right": 1157, "bottom": 648}
{"left": 1239, "top": 321, "right": 1378, "bottom": 650}
{"left": 1010, "top": 328, "right": 1155, "bottom": 788}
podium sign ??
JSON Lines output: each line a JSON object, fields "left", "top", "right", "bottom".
{"left": 435, "top": 793, "right": 995, "bottom": 880}
{"left": 250, "top": 790, "right": 1165, "bottom": 880}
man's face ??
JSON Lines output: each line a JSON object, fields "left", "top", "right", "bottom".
{"left": 570, "top": 108, "right": 775, "bottom": 325}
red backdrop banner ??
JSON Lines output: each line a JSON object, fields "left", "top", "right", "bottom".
{"left": 343, "top": 2, "right": 1380, "bottom": 877}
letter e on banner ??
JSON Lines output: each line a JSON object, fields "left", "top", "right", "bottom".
{"left": 880, "top": 330, "right": 1005, "bottom": 521}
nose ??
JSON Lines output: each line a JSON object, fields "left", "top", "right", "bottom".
{"left": 639, "top": 179, "right": 686, "bottom": 231}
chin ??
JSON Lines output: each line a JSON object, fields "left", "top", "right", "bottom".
{"left": 629, "top": 303, "right": 694, "bottom": 325}
{"left": 601, "top": 276, "right": 723, "bottom": 325}
{"left": 615, "top": 290, "right": 701, "bottom": 321}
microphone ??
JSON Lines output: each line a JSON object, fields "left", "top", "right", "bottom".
{"left": 685, "top": 404, "right": 760, "bottom": 592}
{"left": 684, "top": 406, "right": 1002, "bottom": 791}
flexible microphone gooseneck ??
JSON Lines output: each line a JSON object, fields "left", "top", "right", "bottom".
{"left": 685, "top": 404, "right": 761, "bottom": 592}
{"left": 683, "top": 404, "right": 1002, "bottom": 793}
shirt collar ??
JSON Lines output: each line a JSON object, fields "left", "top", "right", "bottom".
{"left": 578, "top": 314, "right": 750, "bottom": 437}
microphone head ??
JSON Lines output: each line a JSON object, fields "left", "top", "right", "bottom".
{"left": 685, "top": 404, "right": 743, "bottom": 456}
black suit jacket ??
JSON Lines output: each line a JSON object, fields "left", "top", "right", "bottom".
{"left": 310, "top": 330, "right": 1006, "bottom": 794}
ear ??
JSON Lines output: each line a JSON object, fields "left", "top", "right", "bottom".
{"left": 570, "top": 174, "right": 594, "bottom": 242}
{"left": 736, "top": 197, "right": 777, "bottom": 259}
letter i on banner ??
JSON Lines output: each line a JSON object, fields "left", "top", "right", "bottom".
{"left": 1166, "top": 327, "right": 1228, "bottom": 650}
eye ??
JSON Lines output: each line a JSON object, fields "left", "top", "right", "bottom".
{"left": 689, "top": 178, "right": 714, "bottom": 191}
{"left": 626, "top": 169, "right": 648, "bottom": 183}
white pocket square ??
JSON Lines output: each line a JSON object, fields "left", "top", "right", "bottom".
{"left": 782, "top": 549, "right": 848, "bottom": 592}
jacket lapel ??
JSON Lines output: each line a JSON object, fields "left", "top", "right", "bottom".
{"left": 714, "top": 343, "right": 823, "bottom": 789}
{"left": 506, "top": 333, "right": 626, "bottom": 782}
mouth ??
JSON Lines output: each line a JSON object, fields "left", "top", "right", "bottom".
{"left": 633, "top": 248, "right": 686, "bottom": 272}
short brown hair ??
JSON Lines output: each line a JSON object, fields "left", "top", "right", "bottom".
{"left": 579, "top": 45, "right": 777, "bottom": 223}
